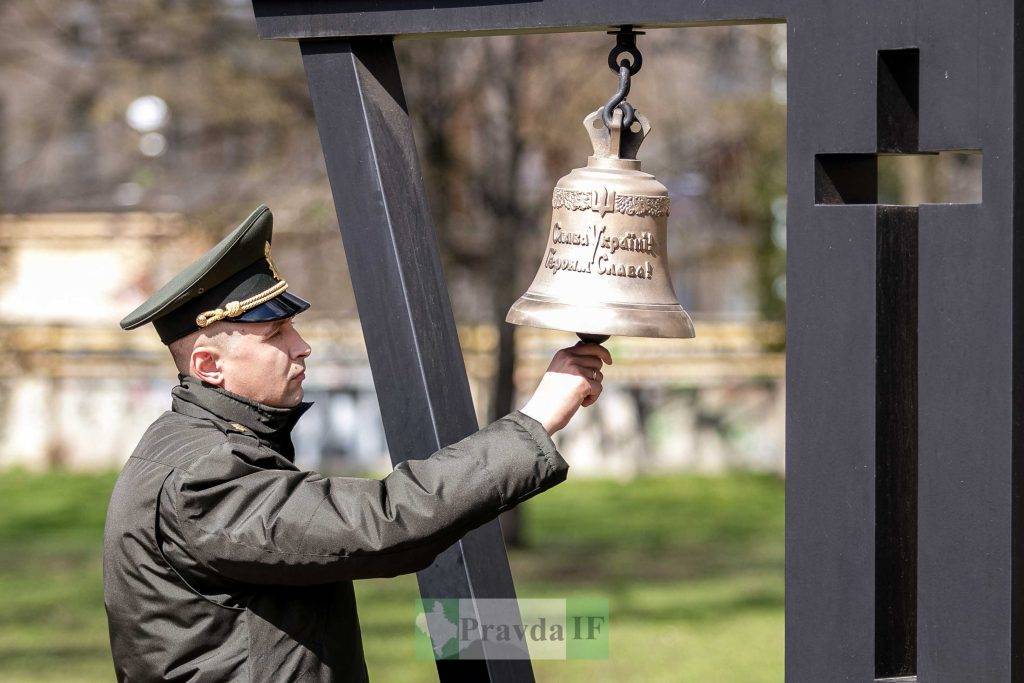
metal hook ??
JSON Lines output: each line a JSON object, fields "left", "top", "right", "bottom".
{"left": 601, "top": 26, "right": 644, "bottom": 130}
{"left": 601, "top": 65, "right": 636, "bottom": 129}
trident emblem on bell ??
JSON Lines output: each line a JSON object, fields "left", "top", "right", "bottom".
{"left": 506, "top": 27, "right": 695, "bottom": 343}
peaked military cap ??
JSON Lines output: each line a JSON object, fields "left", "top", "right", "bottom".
{"left": 120, "top": 205, "right": 310, "bottom": 344}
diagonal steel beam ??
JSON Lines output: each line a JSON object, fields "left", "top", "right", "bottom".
{"left": 299, "top": 37, "right": 534, "bottom": 682}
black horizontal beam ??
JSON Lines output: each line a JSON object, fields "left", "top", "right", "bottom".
{"left": 252, "top": 0, "right": 784, "bottom": 40}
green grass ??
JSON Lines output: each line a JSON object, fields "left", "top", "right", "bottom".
{"left": 0, "top": 470, "right": 783, "bottom": 682}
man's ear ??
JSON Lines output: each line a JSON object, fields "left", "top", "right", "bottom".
{"left": 191, "top": 345, "right": 224, "bottom": 386}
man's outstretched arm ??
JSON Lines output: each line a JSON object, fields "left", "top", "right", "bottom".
{"left": 158, "top": 343, "right": 611, "bottom": 587}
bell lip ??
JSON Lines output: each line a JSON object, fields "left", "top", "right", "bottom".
{"left": 505, "top": 293, "right": 695, "bottom": 339}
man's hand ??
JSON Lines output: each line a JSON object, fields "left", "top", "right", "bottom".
{"left": 520, "top": 342, "right": 613, "bottom": 436}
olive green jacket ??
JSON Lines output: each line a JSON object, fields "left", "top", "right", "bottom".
{"left": 103, "top": 375, "right": 567, "bottom": 681}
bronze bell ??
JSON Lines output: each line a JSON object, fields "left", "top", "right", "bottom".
{"left": 506, "top": 107, "right": 695, "bottom": 342}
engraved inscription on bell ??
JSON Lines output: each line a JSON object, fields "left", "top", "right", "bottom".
{"left": 545, "top": 222, "right": 656, "bottom": 279}
{"left": 506, "top": 107, "right": 695, "bottom": 340}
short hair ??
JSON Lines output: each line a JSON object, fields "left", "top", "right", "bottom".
{"left": 167, "top": 324, "right": 234, "bottom": 375}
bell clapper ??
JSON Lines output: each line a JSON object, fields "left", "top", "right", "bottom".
{"left": 577, "top": 333, "right": 611, "bottom": 345}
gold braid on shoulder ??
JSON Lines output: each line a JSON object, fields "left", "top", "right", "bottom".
{"left": 195, "top": 279, "right": 289, "bottom": 328}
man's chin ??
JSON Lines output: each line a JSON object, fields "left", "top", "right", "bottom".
{"left": 263, "top": 388, "right": 304, "bottom": 409}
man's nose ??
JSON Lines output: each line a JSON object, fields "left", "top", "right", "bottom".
{"left": 294, "top": 332, "right": 312, "bottom": 359}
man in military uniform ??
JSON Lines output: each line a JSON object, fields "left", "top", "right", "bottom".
{"left": 104, "top": 205, "right": 610, "bottom": 681}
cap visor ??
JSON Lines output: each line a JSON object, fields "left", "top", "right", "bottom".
{"left": 235, "top": 291, "right": 310, "bottom": 323}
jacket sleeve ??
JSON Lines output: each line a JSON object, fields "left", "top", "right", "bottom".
{"left": 158, "top": 411, "right": 567, "bottom": 586}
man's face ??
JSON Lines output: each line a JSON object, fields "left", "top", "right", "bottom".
{"left": 218, "top": 317, "right": 311, "bottom": 408}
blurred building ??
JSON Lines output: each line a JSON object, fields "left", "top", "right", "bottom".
{"left": 0, "top": 211, "right": 784, "bottom": 475}
{"left": 0, "top": 212, "right": 194, "bottom": 468}
{"left": 0, "top": 216, "right": 785, "bottom": 475}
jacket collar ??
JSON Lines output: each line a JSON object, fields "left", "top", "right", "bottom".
{"left": 171, "top": 374, "right": 312, "bottom": 455}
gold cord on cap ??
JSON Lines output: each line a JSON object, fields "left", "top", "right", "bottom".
{"left": 195, "top": 279, "right": 289, "bottom": 328}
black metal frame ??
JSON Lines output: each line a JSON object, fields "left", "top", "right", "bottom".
{"left": 253, "top": 2, "right": 1023, "bottom": 681}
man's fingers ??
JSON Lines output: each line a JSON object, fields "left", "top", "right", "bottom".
{"left": 581, "top": 377, "right": 603, "bottom": 406}
{"left": 565, "top": 362, "right": 603, "bottom": 382}
{"left": 570, "top": 355, "right": 603, "bottom": 370}
{"left": 569, "top": 342, "right": 613, "bottom": 365}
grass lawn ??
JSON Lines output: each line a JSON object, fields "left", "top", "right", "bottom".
{"left": 0, "top": 470, "right": 783, "bottom": 682}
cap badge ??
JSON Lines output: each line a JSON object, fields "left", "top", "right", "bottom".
{"left": 265, "top": 241, "right": 281, "bottom": 281}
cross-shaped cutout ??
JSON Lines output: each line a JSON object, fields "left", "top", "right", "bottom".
{"left": 815, "top": 49, "right": 982, "bottom": 206}
{"left": 812, "top": 48, "right": 982, "bottom": 682}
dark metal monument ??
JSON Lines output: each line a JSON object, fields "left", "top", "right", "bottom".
{"left": 249, "top": 2, "right": 1018, "bottom": 681}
